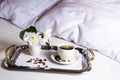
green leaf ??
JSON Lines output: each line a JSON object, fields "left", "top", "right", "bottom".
{"left": 45, "top": 41, "right": 51, "bottom": 49}
{"left": 19, "top": 30, "right": 25, "bottom": 40}
{"left": 26, "top": 26, "right": 37, "bottom": 33}
{"left": 19, "top": 26, "right": 37, "bottom": 40}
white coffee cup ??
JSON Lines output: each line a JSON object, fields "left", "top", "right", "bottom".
{"left": 57, "top": 43, "right": 79, "bottom": 61}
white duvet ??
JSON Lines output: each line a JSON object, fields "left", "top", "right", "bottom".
{"left": 35, "top": 0, "right": 120, "bottom": 62}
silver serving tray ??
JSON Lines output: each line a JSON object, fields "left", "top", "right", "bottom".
{"left": 3, "top": 45, "right": 94, "bottom": 73}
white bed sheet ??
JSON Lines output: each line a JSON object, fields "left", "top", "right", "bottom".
{"left": 0, "top": 18, "right": 120, "bottom": 80}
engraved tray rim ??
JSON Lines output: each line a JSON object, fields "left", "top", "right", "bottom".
{"left": 3, "top": 45, "right": 94, "bottom": 73}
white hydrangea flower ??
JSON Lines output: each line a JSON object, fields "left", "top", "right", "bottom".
{"left": 23, "top": 32, "right": 42, "bottom": 46}
{"left": 42, "top": 29, "right": 52, "bottom": 42}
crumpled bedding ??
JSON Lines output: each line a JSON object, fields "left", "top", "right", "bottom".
{"left": 35, "top": 0, "right": 120, "bottom": 62}
{"left": 0, "top": 0, "right": 61, "bottom": 28}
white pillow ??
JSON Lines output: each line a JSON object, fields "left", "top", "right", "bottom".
{"left": 0, "top": 0, "right": 61, "bottom": 29}
{"left": 35, "top": 0, "right": 120, "bottom": 62}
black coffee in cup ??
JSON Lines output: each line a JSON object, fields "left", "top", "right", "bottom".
{"left": 59, "top": 45, "right": 74, "bottom": 50}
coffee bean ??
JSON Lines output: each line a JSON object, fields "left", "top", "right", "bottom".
{"left": 62, "top": 60, "right": 66, "bottom": 62}
{"left": 36, "top": 58, "right": 39, "bottom": 60}
{"left": 44, "top": 59, "right": 47, "bottom": 61}
{"left": 68, "top": 60, "right": 70, "bottom": 62}
{"left": 55, "top": 55, "right": 60, "bottom": 62}
{"left": 26, "top": 59, "right": 32, "bottom": 63}
{"left": 38, "top": 65, "right": 40, "bottom": 68}
{"left": 42, "top": 62, "right": 45, "bottom": 65}
{"left": 38, "top": 60, "right": 42, "bottom": 63}
{"left": 39, "top": 59, "right": 42, "bottom": 62}
{"left": 34, "top": 62, "right": 37, "bottom": 64}
{"left": 45, "top": 65, "right": 48, "bottom": 68}
{"left": 26, "top": 60, "right": 32, "bottom": 63}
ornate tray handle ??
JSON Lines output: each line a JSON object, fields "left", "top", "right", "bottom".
{"left": 5, "top": 45, "right": 16, "bottom": 62}
{"left": 86, "top": 48, "right": 95, "bottom": 61}
{"left": 82, "top": 48, "right": 95, "bottom": 72}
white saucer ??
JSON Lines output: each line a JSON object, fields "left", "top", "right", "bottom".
{"left": 51, "top": 52, "right": 80, "bottom": 65}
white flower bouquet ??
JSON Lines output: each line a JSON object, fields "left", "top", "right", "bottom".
{"left": 19, "top": 26, "right": 52, "bottom": 57}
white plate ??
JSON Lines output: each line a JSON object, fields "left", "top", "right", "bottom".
{"left": 51, "top": 52, "right": 80, "bottom": 65}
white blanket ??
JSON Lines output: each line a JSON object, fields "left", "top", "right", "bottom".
{"left": 35, "top": 0, "right": 120, "bottom": 62}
